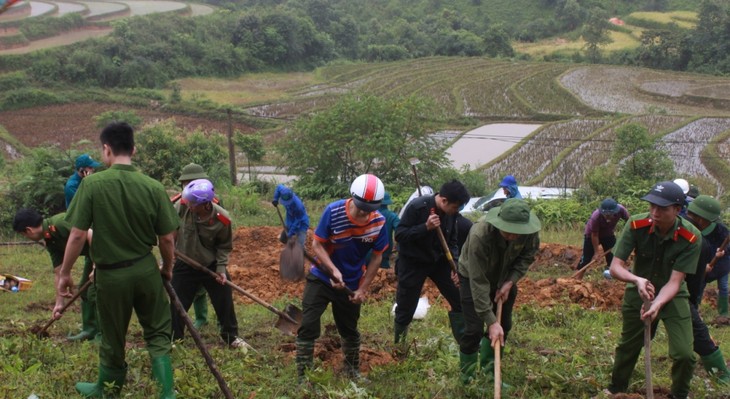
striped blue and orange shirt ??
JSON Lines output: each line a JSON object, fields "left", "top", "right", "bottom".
{"left": 312, "top": 198, "right": 388, "bottom": 290}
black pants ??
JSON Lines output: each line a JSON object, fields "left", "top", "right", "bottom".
{"left": 297, "top": 273, "right": 360, "bottom": 342}
{"left": 395, "top": 258, "right": 461, "bottom": 325}
{"left": 577, "top": 234, "right": 616, "bottom": 269}
{"left": 170, "top": 259, "right": 239, "bottom": 344}
{"left": 459, "top": 274, "right": 517, "bottom": 354}
{"left": 690, "top": 301, "right": 718, "bottom": 356}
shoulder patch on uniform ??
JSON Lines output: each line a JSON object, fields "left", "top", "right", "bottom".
{"left": 216, "top": 212, "right": 231, "bottom": 226}
{"left": 676, "top": 226, "right": 697, "bottom": 243}
{"left": 170, "top": 193, "right": 182, "bottom": 203}
{"left": 630, "top": 218, "right": 652, "bottom": 230}
{"left": 212, "top": 197, "right": 220, "bottom": 204}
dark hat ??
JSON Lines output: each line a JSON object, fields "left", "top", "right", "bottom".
{"left": 641, "top": 181, "right": 685, "bottom": 207}
{"left": 179, "top": 163, "right": 209, "bottom": 182}
{"left": 75, "top": 154, "right": 101, "bottom": 169}
{"left": 599, "top": 198, "right": 619, "bottom": 215}
{"left": 687, "top": 185, "right": 700, "bottom": 199}
{"left": 688, "top": 195, "right": 721, "bottom": 222}
{"left": 499, "top": 175, "right": 517, "bottom": 188}
{"left": 485, "top": 198, "right": 541, "bottom": 234}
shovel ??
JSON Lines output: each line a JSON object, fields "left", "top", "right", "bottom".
{"left": 494, "top": 298, "right": 504, "bottom": 399}
{"left": 174, "top": 250, "right": 301, "bottom": 336}
{"left": 275, "top": 205, "right": 305, "bottom": 281}
{"left": 571, "top": 248, "right": 612, "bottom": 280}
{"left": 430, "top": 208, "right": 460, "bottom": 288}
{"left": 643, "top": 298, "right": 654, "bottom": 399}
{"left": 32, "top": 279, "right": 92, "bottom": 338}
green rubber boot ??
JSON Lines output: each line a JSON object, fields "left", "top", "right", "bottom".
{"left": 76, "top": 364, "right": 127, "bottom": 398}
{"left": 479, "top": 337, "right": 494, "bottom": 372}
{"left": 68, "top": 300, "right": 98, "bottom": 341}
{"left": 343, "top": 336, "right": 367, "bottom": 382}
{"left": 296, "top": 338, "right": 315, "bottom": 383}
{"left": 151, "top": 355, "right": 176, "bottom": 399}
{"left": 448, "top": 312, "right": 465, "bottom": 345}
{"left": 479, "top": 337, "right": 513, "bottom": 390}
{"left": 192, "top": 288, "right": 209, "bottom": 329}
{"left": 719, "top": 295, "right": 729, "bottom": 317}
{"left": 701, "top": 349, "right": 730, "bottom": 385}
{"left": 459, "top": 351, "right": 478, "bottom": 385}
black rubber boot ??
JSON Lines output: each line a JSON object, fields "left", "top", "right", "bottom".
{"left": 295, "top": 338, "right": 315, "bottom": 383}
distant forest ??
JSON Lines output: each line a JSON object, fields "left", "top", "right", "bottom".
{"left": 1, "top": 0, "right": 729, "bottom": 88}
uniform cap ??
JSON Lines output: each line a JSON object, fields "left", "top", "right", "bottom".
{"left": 641, "top": 181, "right": 685, "bottom": 207}
{"left": 485, "top": 198, "right": 541, "bottom": 234}
{"left": 499, "top": 175, "right": 517, "bottom": 188}
{"left": 350, "top": 174, "right": 385, "bottom": 212}
{"left": 182, "top": 179, "right": 215, "bottom": 206}
{"left": 687, "top": 185, "right": 700, "bottom": 199}
{"left": 179, "top": 163, "right": 209, "bottom": 182}
{"left": 599, "top": 198, "right": 619, "bottom": 215}
{"left": 75, "top": 154, "right": 101, "bottom": 169}
{"left": 688, "top": 195, "right": 721, "bottom": 222}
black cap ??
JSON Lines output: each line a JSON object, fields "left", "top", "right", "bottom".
{"left": 641, "top": 181, "right": 685, "bottom": 207}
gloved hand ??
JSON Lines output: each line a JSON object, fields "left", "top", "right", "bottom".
{"left": 271, "top": 200, "right": 278, "bottom": 207}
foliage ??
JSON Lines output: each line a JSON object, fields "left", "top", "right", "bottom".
{"left": 18, "top": 13, "right": 85, "bottom": 40}
{"left": 133, "top": 120, "right": 228, "bottom": 187}
{"left": 581, "top": 7, "right": 612, "bottom": 63}
{"left": 276, "top": 93, "right": 449, "bottom": 193}
{"left": 93, "top": 110, "right": 143, "bottom": 129}
{"left": 0, "top": 71, "right": 29, "bottom": 91}
{"left": 2, "top": 147, "right": 75, "bottom": 227}
{"left": 234, "top": 132, "right": 265, "bottom": 182}
{"left": 0, "top": 88, "right": 65, "bottom": 110}
{"left": 219, "top": 184, "right": 263, "bottom": 216}
{"left": 528, "top": 197, "right": 589, "bottom": 229}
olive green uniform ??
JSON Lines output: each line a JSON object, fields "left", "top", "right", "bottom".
{"left": 66, "top": 164, "right": 179, "bottom": 370}
{"left": 43, "top": 213, "right": 97, "bottom": 337}
{"left": 609, "top": 213, "right": 700, "bottom": 398}
{"left": 171, "top": 202, "right": 240, "bottom": 344}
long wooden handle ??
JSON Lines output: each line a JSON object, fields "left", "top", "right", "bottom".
{"left": 571, "top": 248, "right": 613, "bottom": 279}
{"left": 643, "top": 299, "right": 653, "bottom": 399}
{"left": 494, "top": 298, "right": 504, "bottom": 399}
{"left": 163, "top": 279, "right": 234, "bottom": 399}
{"left": 38, "top": 279, "right": 93, "bottom": 336}
{"left": 174, "top": 250, "right": 298, "bottom": 325}
{"left": 431, "top": 209, "right": 458, "bottom": 274}
{"left": 303, "top": 252, "right": 355, "bottom": 296}
{"left": 707, "top": 236, "right": 730, "bottom": 272}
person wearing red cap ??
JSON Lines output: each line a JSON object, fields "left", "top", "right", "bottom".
{"left": 606, "top": 181, "right": 701, "bottom": 399}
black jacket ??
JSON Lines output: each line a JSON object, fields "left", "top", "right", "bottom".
{"left": 395, "top": 195, "right": 458, "bottom": 265}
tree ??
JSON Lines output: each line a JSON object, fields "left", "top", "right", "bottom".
{"left": 581, "top": 7, "right": 611, "bottom": 63}
{"left": 235, "top": 132, "right": 265, "bottom": 182}
{"left": 94, "top": 110, "right": 142, "bottom": 129}
{"left": 276, "top": 93, "right": 449, "bottom": 193}
{"left": 587, "top": 123, "right": 673, "bottom": 198}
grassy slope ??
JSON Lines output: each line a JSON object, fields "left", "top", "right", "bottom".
{"left": 2, "top": 246, "right": 730, "bottom": 398}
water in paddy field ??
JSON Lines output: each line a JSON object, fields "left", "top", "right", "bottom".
{"left": 444, "top": 123, "right": 542, "bottom": 169}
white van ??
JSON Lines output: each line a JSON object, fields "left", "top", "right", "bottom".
{"left": 462, "top": 186, "right": 574, "bottom": 214}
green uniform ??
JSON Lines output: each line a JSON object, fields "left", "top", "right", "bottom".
{"left": 66, "top": 164, "right": 179, "bottom": 369}
{"left": 43, "top": 214, "right": 97, "bottom": 338}
{"left": 171, "top": 203, "right": 240, "bottom": 344}
{"left": 609, "top": 213, "right": 700, "bottom": 398}
{"left": 457, "top": 219, "right": 539, "bottom": 350}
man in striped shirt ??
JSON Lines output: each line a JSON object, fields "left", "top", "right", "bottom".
{"left": 295, "top": 174, "right": 389, "bottom": 383}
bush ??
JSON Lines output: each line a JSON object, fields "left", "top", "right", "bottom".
{"left": 0, "top": 71, "right": 29, "bottom": 91}
{"left": 220, "top": 185, "right": 262, "bottom": 216}
{"left": 0, "top": 88, "right": 65, "bottom": 110}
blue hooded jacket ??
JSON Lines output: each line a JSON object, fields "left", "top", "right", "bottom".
{"left": 499, "top": 175, "right": 522, "bottom": 199}
{"left": 273, "top": 184, "right": 310, "bottom": 237}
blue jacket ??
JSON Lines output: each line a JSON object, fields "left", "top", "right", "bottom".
{"left": 273, "top": 185, "right": 309, "bottom": 237}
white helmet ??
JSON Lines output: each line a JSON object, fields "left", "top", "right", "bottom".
{"left": 350, "top": 174, "right": 385, "bottom": 212}
{"left": 673, "top": 178, "right": 690, "bottom": 195}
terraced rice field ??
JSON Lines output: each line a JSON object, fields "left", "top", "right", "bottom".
{"left": 659, "top": 118, "right": 730, "bottom": 187}
{"left": 55, "top": 1, "right": 85, "bottom": 15}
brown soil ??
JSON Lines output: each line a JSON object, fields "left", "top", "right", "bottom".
{"left": 225, "top": 226, "right": 633, "bottom": 377}
{"left": 0, "top": 103, "right": 256, "bottom": 155}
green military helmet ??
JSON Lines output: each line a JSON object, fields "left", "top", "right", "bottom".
{"left": 688, "top": 195, "right": 722, "bottom": 222}
{"left": 179, "top": 163, "right": 209, "bottom": 182}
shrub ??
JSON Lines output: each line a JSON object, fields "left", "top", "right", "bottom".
{"left": 0, "top": 88, "right": 65, "bottom": 110}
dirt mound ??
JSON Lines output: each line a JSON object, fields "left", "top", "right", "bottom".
{"left": 227, "top": 226, "right": 624, "bottom": 310}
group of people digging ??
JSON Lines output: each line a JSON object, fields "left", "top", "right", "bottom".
{"left": 10, "top": 121, "right": 730, "bottom": 398}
